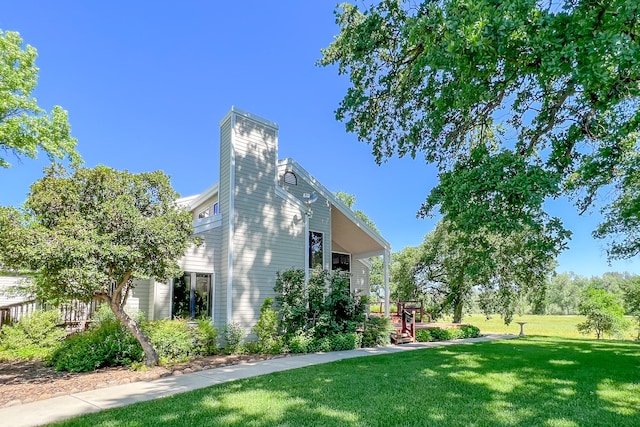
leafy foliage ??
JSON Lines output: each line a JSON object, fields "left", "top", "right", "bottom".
{"left": 0, "top": 30, "right": 80, "bottom": 167}
{"left": 0, "top": 165, "right": 195, "bottom": 366}
{"left": 414, "top": 329, "right": 432, "bottom": 343}
{"left": 143, "top": 318, "right": 217, "bottom": 363}
{"left": 275, "top": 268, "right": 367, "bottom": 341}
{"left": 48, "top": 310, "right": 143, "bottom": 372}
{"left": 0, "top": 310, "right": 66, "bottom": 360}
{"left": 321, "top": 0, "right": 640, "bottom": 260}
{"left": 621, "top": 278, "right": 640, "bottom": 340}
{"left": 577, "top": 287, "right": 629, "bottom": 339}
{"left": 393, "top": 220, "right": 555, "bottom": 324}
{"left": 222, "top": 322, "right": 246, "bottom": 355}
{"left": 252, "top": 298, "right": 282, "bottom": 354}
{"left": 361, "top": 315, "right": 393, "bottom": 347}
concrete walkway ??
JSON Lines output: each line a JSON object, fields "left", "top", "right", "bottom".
{"left": 1, "top": 334, "right": 515, "bottom": 427}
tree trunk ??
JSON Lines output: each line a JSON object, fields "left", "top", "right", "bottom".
{"left": 453, "top": 296, "right": 463, "bottom": 324}
{"left": 109, "top": 300, "right": 159, "bottom": 366}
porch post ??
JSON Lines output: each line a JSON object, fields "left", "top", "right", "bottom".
{"left": 384, "top": 249, "right": 390, "bottom": 318}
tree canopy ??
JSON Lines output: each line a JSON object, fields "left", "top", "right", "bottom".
{"left": 321, "top": 0, "right": 640, "bottom": 260}
{"left": 0, "top": 165, "right": 194, "bottom": 366}
{"left": 0, "top": 29, "right": 80, "bottom": 168}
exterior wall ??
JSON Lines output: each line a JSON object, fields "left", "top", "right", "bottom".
{"left": 350, "top": 260, "right": 370, "bottom": 296}
{"left": 0, "top": 275, "right": 29, "bottom": 306}
{"left": 226, "top": 112, "right": 305, "bottom": 331}
{"left": 153, "top": 280, "right": 171, "bottom": 320}
{"left": 125, "top": 278, "right": 153, "bottom": 317}
{"left": 192, "top": 194, "right": 219, "bottom": 221}
{"left": 217, "top": 114, "right": 232, "bottom": 326}
{"left": 279, "top": 165, "right": 332, "bottom": 270}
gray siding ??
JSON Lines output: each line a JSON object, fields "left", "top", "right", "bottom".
{"left": 180, "top": 229, "right": 217, "bottom": 273}
{"left": 217, "top": 114, "right": 232, "bottom": 325}
{"left": 228, "top": 114, "right": 305, "bottom": 331}
{"left": 350, "top": 260, "right": 370, "bottom": 296}
{"left": 192, "top": 194, "right": 219, "bottom": 221}
{"left": 0, "top": 275, "right": 29, "bottom": 306}
{"left": 279, "top": 167, "right": 332, "bottom": 270}
{"left": 125, "top": 279, "right": 152, "bottom": 317}
{"left": 154, "top": 280, "right": 171, "bottom": 320}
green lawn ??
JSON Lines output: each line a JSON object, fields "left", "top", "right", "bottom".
{"left": 53, "top": 336, "right": 640, "bottom": 427}
{"left": 464, "top": 314, "right": 638, "bottom": 340}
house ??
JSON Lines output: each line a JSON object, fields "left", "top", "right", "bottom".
{"left": 1, "top": 108, "right": 392, "bottom": 331}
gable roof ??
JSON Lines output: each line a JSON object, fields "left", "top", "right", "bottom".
{"left": 278, "top": 158, "right": 391, "bottom": 252}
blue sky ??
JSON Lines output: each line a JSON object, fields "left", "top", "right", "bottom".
{"left": 0, "top": 1, "right": 636, "bottom": 276}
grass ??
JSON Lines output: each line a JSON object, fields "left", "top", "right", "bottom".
{"left": 52, "top": 336, "right": 640, "bottom": 427}
{"left": 463, "top": 314, "right": 638, "bottom": 340}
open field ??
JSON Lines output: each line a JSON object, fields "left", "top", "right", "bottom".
{"left": 463, "top": 314, "right": 638, "bottom": 340}
{"left": 53, "top": 336, "right": 640, "bottom": 427}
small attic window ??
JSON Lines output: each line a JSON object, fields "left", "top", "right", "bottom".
{"left": 283, "top": 171, "right": 297, "bottom": 185}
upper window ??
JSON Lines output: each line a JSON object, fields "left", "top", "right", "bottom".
{"left": 198, "top": 202, "right": 219, "bottom": 219}
{"left": 283, "top": 171, "right": 297, "bottom": 185}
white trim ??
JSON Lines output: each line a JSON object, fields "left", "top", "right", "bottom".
{"left": 193, "top": 215, "right": 223, "bottom": 234}
{"left": 227, "top": 112, "right": 237, "bottom": 324}
{"left": 211, "top": 271, "right": 216, "bottom": 324}
{"left": 384, "top": 250, "right": 390, "bottom": 318}
{"left": 275, "top": 185, "right": 305, "bottom": 210}
{"left": 188, "top": 183, "right": 219, "bottom": 212}
{"left": 304, "top": 216, "right": 310, "bottom": 284}
{"left": 278, "top": 158, "right": 391, "bottom": 250}
{"left": 169, "top": 277, "right": 174, "bottom": 319}
{"left": 220, "top": 106, "right": 279, "bottom": 130}
{"left": 352, "top": 249, "right": 385, "bottom": 260}
{"left": 331, "top": 251, "right": 351, "bottom": 273}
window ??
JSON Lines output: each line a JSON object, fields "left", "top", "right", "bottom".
{"left": 283, "top": 171, "right": 297, "bottom": 185}
{"left": 198, "top": 202, "right": 219, "bottom": 219}
{"left": 332, "top": 252, "right": 351, "bottom": 272}
{"left": 309, "top": 231, "right": 323, "bottom": 269}
{"left": 172, "top": 272, "right": 212, "bottom": 319}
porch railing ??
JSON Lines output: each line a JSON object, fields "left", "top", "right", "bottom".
{"left": 0, "top": 299, "right": 100, "bottom": 332}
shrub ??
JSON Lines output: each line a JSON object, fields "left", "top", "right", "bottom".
{"left": 252, "top": 298, "right": 282, "bottom": 354}
{"left": 275, "top": 268, "right": 367, "bottom": 341}
{"left": 577, "top": 287, "right": 629, "bottom": 339}
{"left": 287, "top": 331, "right": 314, "bottom": 354}
{"left": 361, "top": 316, "right": 393, "bottom": 347}
{"left": 460, "top": 325, "right": 481, "bottom": 338}
{"left": 415, "top": 329, "right": 432, "bottom": 342}
{"left": 194, "top": 318, "right": 218, "bottom": 355}
{"left": 48, "top": 314, "right": 143, "bottom": 372}
{"left": 0, "top": 310, "right": 66, "bottom": 360}
{"left": 144, "top": 318, "right": 196, "bottom": 363}
{"left": 331, "top": 332, "right": 361, "bottom": 351}
{"left": 222, "top": 322, "right": 246, "bottom": 354}
{"left": 427, "top": 327, "right": 453, "bottom": 341}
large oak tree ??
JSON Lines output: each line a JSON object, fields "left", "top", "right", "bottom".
{"left": 0, "top": 165, "right": 194, "bottom": 366}
{"left": 320, "top": 0, "right": 640, "bottom": 259}
{"left": 0, "top": 30, "right": 79, "bottom": 168}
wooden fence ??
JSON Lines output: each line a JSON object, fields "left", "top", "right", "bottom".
{"left": 0, "top": 299, "right": 100, "bottom": 332}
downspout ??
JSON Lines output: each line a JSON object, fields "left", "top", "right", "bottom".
{"left": 304, "top": 213, "right": 310, "bottom": 284}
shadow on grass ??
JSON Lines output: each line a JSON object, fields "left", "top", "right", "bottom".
{"left": 54, "top": 337, "right": 640, "bottom": 427}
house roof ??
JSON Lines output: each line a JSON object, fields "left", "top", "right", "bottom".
{"left": 278, "top": 158, "right": 391, "bottom": 255}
